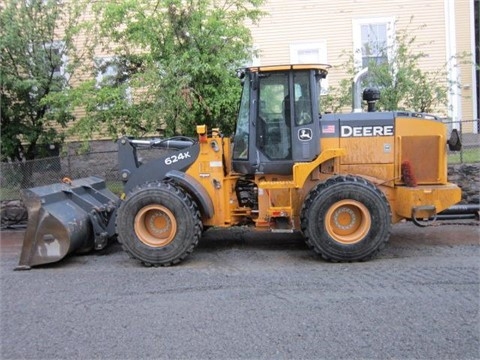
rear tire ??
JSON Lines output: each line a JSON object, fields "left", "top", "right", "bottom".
{"left": 301, "top": 175, "right": 391, "bottom": 262}
{"left": 116, "top": 181, "right": 202, "bottom": 266}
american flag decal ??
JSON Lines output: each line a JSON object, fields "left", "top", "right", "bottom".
{"left": 322, "top": 124, "right": 335, "bottom": 134}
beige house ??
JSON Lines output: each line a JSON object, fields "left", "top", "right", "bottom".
{"left": 35, "top": 0, "right": 478, "bottom": 138}
{"left": 248, "top": 0, "right": 478, "bottom": 132}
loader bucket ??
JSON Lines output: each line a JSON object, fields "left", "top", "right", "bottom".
{"left": 16, "top": 176, "right": 120, "bottom": 270}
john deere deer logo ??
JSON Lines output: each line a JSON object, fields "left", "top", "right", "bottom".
{"left": 298, "top": 128, "right": 312, "bottom": 141}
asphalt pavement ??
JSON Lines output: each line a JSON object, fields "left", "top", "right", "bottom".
{"left": 0, "top": 222, "right": 479, "bottom": 360}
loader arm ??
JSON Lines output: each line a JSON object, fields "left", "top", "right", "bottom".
{"left": 117, "top": 136, "right": 201, "bottom": 194}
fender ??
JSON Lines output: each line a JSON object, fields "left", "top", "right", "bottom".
{"left": 292, "top": 148, "right": 346, "bottom": 188}
{"left": 165, "top": 170, "right": 214, "bottom": 219}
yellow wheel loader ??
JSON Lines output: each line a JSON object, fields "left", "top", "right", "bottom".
{"left": 17, "top": 64, "right": 466, "bottom": 269}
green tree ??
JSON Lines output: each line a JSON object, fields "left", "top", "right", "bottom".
{"left": 71, "top": 0, "right": 265, "bottom": 140}
{"left": 367, "top": 24, "right": 450, "bottom": 113}
{"left": 0, "top": 0, "right": 95, "bottom": 164}
{"left": 321, "top": 55, "right": 356, "bottom": 114}
{"left": 322, "top": 21, "right": 454, "bottom": 114}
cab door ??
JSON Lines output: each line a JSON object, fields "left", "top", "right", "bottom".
{"left": 289, "top": 71, "right": 320, "bottom": 162}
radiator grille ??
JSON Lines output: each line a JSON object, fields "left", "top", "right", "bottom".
{"left": 401, "top": 136, "right": 440, "bottom": 183}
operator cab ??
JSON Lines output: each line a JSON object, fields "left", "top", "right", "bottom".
{"left": 232, "top": 64, "right": 330, "bottom": 175}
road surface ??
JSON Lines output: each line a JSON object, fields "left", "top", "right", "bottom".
{"left": 1, "top": 222, "right": 479, "bottom": 359}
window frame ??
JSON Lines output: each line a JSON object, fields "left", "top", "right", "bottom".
{"left": 94, "top": 56, "right": 132, "bottom": 109}
{"left": 352, "top": 17, "right": 395, "bottom": 70}
{"left": 95, "top": 57, "right": 121, "bottom": 89}
{"left": 42, "top": 41, "right": 69, "bottom": 83}
{"left": 289, "top": 42, "right": 328, "bottom": 95}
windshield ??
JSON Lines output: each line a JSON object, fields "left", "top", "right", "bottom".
{"left": 232, "top": 77, "right": 251, "bottom": 160}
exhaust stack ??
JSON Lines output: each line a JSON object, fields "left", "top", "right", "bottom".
{"left": 352, "top": 67, "right": 369, "bottom": 112}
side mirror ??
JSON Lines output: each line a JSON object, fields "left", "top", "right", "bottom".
{"left": 447, "top": 129, "right": 462, "bottom": 151}
{"left": 236, "top": 69, "right": 246, "bottom": 85}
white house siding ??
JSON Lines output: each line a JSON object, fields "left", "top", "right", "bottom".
{"left": 249, "top": 0, "right": 475, "bottom": 122}
{"left": 455, "top": 0, "right": 476, "bottom": 127}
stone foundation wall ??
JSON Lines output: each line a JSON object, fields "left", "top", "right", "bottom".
{"left": 448, "top": 164, "right": 480, "bottom": 204}
{"left": 2, "top": 164, "right": 479, "bottom": 228}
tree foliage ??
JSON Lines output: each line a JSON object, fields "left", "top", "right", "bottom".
{"left": 0, "top": 0, "right": 96, "bottom": 162}
{"left": 71, "top": 0, "right": 265, "bottom": 140}
{"left": 322, "top": 21, "right": 454, "bottom": 115}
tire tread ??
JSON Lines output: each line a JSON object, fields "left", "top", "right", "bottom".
{"left": 116, "top": 181, "right": 202, "bottom": 266}
{"left": 300, "top": 175, "right": 392, "bottom": 262}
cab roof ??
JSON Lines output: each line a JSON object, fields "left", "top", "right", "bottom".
{"left": 246, "top": 64, "right": 331, "bottom": 73}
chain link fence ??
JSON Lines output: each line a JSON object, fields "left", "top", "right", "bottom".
{"left": 0, "top": 146, "right": 166, "bottom": 201}
{"left": 1, "top": 119, "right": 479, "bottom": 201}
{"left": 444, "top": 119, "right": 480, "bottom": 163}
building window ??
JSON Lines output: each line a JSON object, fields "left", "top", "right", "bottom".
{"left": 25, "top": 0, "right": 62, "bottom": 7}
{"left": 49, "top": 45, "right": 66, "bottom": 78}
{"left": 353, "top": 18, "right": 395, "bottom": 69}
{"left": 249, "top": 44, "right": 261, "bottom": 66}
{"left": 28, "top": 41, "right": 67, "bottom": 102}
{"left": 94, "top": 57, "right": 131, "bottom": 109}
{"left": 290, "top": 42, "right": 328, "bottom": 94}
{"left": 43, "top": 41, "right": 68, "bottom": 85}
{"left": 290, "top": 42, "right": 327, "bottom": 64}
{"left": 95, "top": 58, "right": 120, "bottom": 88}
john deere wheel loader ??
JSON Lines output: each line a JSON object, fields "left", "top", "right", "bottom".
{"left": 17, "top": 64, "right": 464, "bottom": 269}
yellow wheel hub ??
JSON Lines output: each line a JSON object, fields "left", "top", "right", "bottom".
{"left": 325, "top": 200, "right": 371, "bottom": 244}
{"left": 134, "top": 204, "right": 177, "bottom": 247}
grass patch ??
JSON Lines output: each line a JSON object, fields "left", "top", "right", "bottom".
{"left": 0, "top": 187, "right": 21, "bottom": 201}
{"left": 106, "top": 181, "right": 124, "bottom": 196}
{"left": 448, "top": 148, "right": 480, "bottom": 164}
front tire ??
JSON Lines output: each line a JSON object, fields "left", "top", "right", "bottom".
{"left": 116, "top": 181, "right": 202, "bottom": 266}
{"left": 301, "top": 176, "right": 391, "bottom": 262}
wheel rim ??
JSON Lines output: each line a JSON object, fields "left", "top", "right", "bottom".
{"left": 325, "top": 200, "right": 371, "bottom": 244}
{"left": 134, "top": 205, "right": 177, "bottom": 247}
